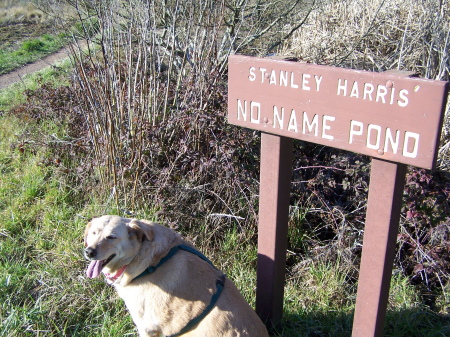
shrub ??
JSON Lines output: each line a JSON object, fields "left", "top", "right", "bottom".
{"left": 21, "top": 38, "right": 45, "bottom": 52}
{"left": 35, "top": 0, "right": 450, "bottom": 314}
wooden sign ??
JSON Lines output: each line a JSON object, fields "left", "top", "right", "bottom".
{"left": 227, "top": 54, "right": 449, "bottom": 337}
{"left": 228, "top": 55, "right": 448, "bottom": 169}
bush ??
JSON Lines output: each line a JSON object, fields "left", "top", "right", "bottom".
{"left": 36, "top": 0, "right": 450, "bottom": 315}
{"left": 21, "top": 38, "right": 45, "bottom": 52}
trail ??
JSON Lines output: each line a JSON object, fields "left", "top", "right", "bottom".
{"left": 0, "top": 42, "right": 85, "bottom": 90}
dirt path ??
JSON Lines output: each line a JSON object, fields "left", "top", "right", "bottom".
{"left": 0, "top": 42, "right": 85, "bottom": 90}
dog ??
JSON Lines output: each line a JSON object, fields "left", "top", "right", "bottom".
{"left": 84, "top": 215, "right": 270, "bottom": 337}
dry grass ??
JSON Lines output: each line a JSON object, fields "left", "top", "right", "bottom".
{"left": 1, "top": 1, "right": 449, "bottom": 335}
{"left": 282, "top": 0, "right": 450, "bottom": 169}
{"left": 283, "top": 0, "right": 449, "bottom": 79}
{"left": 0, "top": 1, "right": 46, "bottom": 25}
{"left": 281, "top": 0, "right": 450, "bottom": 316}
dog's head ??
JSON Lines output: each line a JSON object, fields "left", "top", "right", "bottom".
{"left": 84, "top": 215, "right": 181, "bottom": 281}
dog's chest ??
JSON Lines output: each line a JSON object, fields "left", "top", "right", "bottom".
{"left": 115, "top": 283, "right": 162, "bottom": 332}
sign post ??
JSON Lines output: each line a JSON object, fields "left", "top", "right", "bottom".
{"left": 255, "top": 133, "right": 293, "bottom": 325}
{"left": 352, "top": 158, "right": 406, "bottom": 336}
{"left": 227, "top": 55, "right": 448, "bottom": 335}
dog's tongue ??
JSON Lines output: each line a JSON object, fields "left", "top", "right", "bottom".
{"left": 86, "top": 260, "right": 103, "bottom": 278}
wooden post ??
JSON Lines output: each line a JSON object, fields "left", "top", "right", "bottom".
{"left": 352, "top": 158, "right": 407, "bottom": 337}
{"left": 255, "top": 133, "right": 293, "bottom": 327}
{"left": 227, "top": 55, "right": 448, "bottom": 335}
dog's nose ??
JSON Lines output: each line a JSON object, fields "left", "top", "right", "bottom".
{"left": 85, "top": 247, "right": 97, "bottom": 259}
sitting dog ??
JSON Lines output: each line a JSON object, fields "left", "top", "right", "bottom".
{"left": 84, "top": 215, "right": 269, "bottom": 337}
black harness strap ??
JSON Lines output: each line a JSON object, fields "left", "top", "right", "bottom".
{"left": 133, "top": 244, "right": 225, "bottom": 337}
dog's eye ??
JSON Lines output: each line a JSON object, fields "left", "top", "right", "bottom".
{"left": 106, "top": 235, "right": 116, "bottom": 240}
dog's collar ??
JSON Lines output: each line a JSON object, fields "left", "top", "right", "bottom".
{"left": 135, "top": 244, "right": 218, "bottom": 279}
{"left": 105, "top": 265, "right": 127, "bottom": 284}
{"left": 134, "top": 244, "right": 225, "bottom": 337}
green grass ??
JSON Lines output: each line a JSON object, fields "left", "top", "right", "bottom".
{"left": 0, "top": 72, "right": 448, "bottom": 336}
{"left": 0, "top": 33, "right": 66, "bottom": 75}
{"left": 0, "top": 113, "right": 136, "bottom": 336}
{"left": 0, "top": 57, "right": 71, "bottom": 111}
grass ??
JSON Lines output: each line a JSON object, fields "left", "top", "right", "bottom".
{"left": 0, "top": 33, "right": 66, "bottom": 75}
{"left": 0, "top": 112, "right": 136, "bottom": 336}
{"left": 0, "top": 113, "right": 448, "bottom": 336}
{"left": 0, "top": 57, "right": 71, "bottom": 111}
{"left": 0, "top": 66, "right": 448, "bottom": 337}
{"left": 0, "top": 0, "right": 449, "bottom": 334}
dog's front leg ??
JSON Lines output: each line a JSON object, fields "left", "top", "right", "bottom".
{"left": 137, "top": 326, "right": 160, "bottom": 337}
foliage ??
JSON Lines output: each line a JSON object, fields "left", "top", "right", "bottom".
{"left": 47, "top": 0, "right": 450, "bottom": 319}
{"left": 1, "top": 0, "right": 450, "bottom": 335}
{"left": 0, "top": 33, "right": 66, "bottom": 75}
{"left": 49, "top": 0, "right": 316, "bottom": 210}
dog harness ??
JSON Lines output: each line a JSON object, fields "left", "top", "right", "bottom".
{"left": 134, "top": 244, "right": 225, "bottom": 337}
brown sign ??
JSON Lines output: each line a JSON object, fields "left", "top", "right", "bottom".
{"left": 228, "top": 55, "right": 449, "bottom": 169}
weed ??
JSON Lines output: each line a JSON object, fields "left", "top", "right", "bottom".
{"left": 0, "top": 34, "right": 66, "bottom": 75}
{"left": 1, "top": 0, "right": 449, "bottom": 335}
{"left": 21, "top": 38, "right": 45, "bottom": 52}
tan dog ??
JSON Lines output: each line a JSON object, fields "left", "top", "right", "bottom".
{"left": 84, "top": 215, "right": 269, "bottom": 337}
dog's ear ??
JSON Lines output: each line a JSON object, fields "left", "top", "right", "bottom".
{"left": 84, "top": 221, "right": 92, "bottom": 247}
{"left": 128, "top": 219, "right": 155, "bottom": 242}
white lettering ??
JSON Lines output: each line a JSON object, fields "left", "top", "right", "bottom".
{"left": 349, "top": 120, "right": 364, "bottom": 144}
{"left": 384, "top": 128, "right": 400, "bottom": 154}
{"left": 363, "top": 83, "right": 374, "bottom": 101}
{"left": 376, "top": 85, "right": 388, "bottom": 103}
{"left": 259, "top": 68, "right": 267, "bottom": 83}
{"left": 302, "top": 74, "right": 311, "bottom": 91}
{"left": 302, "top": 112, "right": 319, "bottom": 136}
{"left": 398, "top": 89, "right": 409, "bottom": 107}
{"left": 250, "top": 101, "right": 261, "bottom": 124}
{"left": 288, "top": 109, "right": 298, "bottom": 132}
{"left": 273, "top": 106, "right": 284, "bottom": 129}
{"left": 403, "top": 132, "right": 419, "bottom": 158}
{"left": 248, "top": 67, "right": 256, "bottom": 81}
{"left": 389, "top": 88, "right": 396, "bottom": 105}
{"left": 349, "top": 121, "right": 419, "bottom": 158}
{"left": 270, "top": 70, "right": 277, "bottom": 85}
{"left": 322, "top": 115, "right": 335, "bottom": 140}
{"left": 237, "top": 99, "right": 247, "bottom": 121}
{"left": 315, "top": 75, "right": 323, "bottom": 91}
{"left": 279, "top": 71, "right": 288, "bottom": 87}
{"left": 366, "top": 124, "right": 382, "bottom": 150}
{"left": 350, "top": 81, "right": 359, "bottom": 98}
{"left": 337, "top": 79, "right": 347, "bottom": 96}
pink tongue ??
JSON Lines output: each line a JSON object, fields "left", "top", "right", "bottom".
{"left": 86, "top": 260, "right": 103, "bottom": 278}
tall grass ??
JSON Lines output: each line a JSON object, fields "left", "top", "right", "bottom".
{"left": 283, "top": 0, "right": 450, "bottom": 168}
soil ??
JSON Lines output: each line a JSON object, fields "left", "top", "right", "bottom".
{"left": 0, "top": 21, "right": 74, "bottom": 90}
{"left": 0, "top": 22, "right": 56, "bottom": 48}
{"left": 0, "top": 45, "right": 72, "bottom": 90}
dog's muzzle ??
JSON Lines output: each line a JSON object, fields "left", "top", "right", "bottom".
{"left": 85, "top": 247, "right": 97, "bottom": 259}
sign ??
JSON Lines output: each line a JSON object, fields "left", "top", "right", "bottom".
{"left": 227, "top": 55, "right": 449, "bottom": 337}
{"left": 228, "top": 55, "right": 449, "bottom": 169}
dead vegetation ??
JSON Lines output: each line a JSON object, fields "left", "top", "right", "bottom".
{"left": 282, "top": 0, "right": 450, "bottom": 314}
{"left": 7, "top": 0, "right": 450, "bottom": 318}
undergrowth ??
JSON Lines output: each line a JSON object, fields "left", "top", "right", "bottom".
{"left": 1, "top": 63, "right": 448, "bottom": 336}
{"left": 0, "top": 33, "right": 66, "bottom": 75}
{"left": 1, "top": 0, "right": 449, "bottom": 335}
